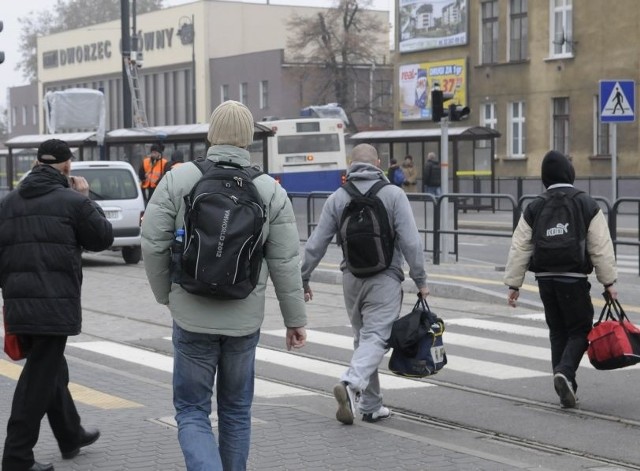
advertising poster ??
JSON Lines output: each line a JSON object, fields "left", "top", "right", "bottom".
{"left": 399, "top": 0, "right": 468, "bottom": 53}
{"left": 398, "top": 58, "right": 466, "bottom": 121}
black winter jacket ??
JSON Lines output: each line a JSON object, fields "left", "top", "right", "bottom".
{"left": 0, "top": 165, "right": 114, "bottom": 335}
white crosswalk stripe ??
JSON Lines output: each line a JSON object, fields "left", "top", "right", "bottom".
{"left": 68, "top": 313, "right": 639, "bottom": 399}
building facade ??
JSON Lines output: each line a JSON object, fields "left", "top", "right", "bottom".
{"left": 16, "top": 1, "right": 390, "bottom": 136}
{"left": 394, "top": 0, "right": 640, "bottom": 179}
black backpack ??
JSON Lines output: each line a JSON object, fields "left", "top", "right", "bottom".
{"left": 530, "top": 190, "right": 592, "bottom": 273}
{"left": 338, "top": 180, "right": 395, "bottom": 278}
{"left": 180, "top": 159, "right": 266, "bottom": 299}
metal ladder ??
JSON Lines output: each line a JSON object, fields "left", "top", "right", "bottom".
{"left": 124, "top": 58, "right": 149, "bottom": 128}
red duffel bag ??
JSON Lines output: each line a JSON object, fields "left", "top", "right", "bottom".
{"left": 587, "top": 296, "right": 640, "bottom": 370}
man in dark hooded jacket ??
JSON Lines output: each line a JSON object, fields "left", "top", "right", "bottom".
{"left": 0, "top": 139, "right": 113, "bottom": 471}
{"left": 503, "top": 150, "right": 617, "bottom": 409}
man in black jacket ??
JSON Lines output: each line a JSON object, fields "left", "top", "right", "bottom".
{"left": 0, "top": 139, "right": 114, "bottom": 471}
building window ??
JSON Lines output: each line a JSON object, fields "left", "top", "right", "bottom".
{"left": 509, "top": 0, "right": 528, "bottom": 61}
{"left": 221, "top": 84, "right": 229, "bottom": 103}
{"left": 480, "top": 102, "right": 497, "bottom": 148}
{"left": 550, "top": 0, "right": 573, "bottom": 56}
{"left": 376, "top": 80, "right": 392, "bottom": 108}
{"left": 552, "top": 97, "right": 570, "bottom": 155}
{"left": 509, "top": 101, "right": 526, "bottom": 158}
{"left": 22, "top": 106, "right": 27, "bottom": 126}
{"left": 32, "top": 105, "right": 38, "bottom": 126}
{"left": 11, "top": 107, "right": 17, "bottom": 127}
{"left": 240, "top": 82, "right": 248, "bottom": 105}
{"left": 594, "top": 95, "right": 610, "bottom": 156}
{"left": 260, "top": 80, "right": 269, "bottom": 110}
{"left": 481, "top": 0, "right": 499, "bottom": 64}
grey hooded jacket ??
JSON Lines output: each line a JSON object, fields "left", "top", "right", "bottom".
{"left": 301, "top": 162, "right": 427, "bottom": 289}
{"left": 141, "top": 145, "right": 307, "bottom": 336}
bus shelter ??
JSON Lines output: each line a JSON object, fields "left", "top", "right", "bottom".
{"left": 348, "top": 126, "right": 501, "bottom": 199}
{"left": 4, "top": 123, "right": 274, "bottom": 191}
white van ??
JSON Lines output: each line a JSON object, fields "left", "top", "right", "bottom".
{"left": 71, "top": 161, "right": 145, "bottom": 264}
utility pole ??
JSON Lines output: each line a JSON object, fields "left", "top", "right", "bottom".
{"left": 120, "top": 0, "right": 132, "bottom": 128}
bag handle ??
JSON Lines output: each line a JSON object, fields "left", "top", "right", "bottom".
{"left": 416, "top": 292, "right": 430, "bottom": 313}
{"left": 597, "top": 293, "right": 629, "bottom": 324}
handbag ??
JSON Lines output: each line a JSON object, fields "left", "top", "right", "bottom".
{"left": 387, "top": 295, "right": 447, "bottom": 378}
{"left": 3, "top": 307, "right": 26, "bottom": 361}
{"left": 587, "top": 295, "right": 640, "bottom": 370}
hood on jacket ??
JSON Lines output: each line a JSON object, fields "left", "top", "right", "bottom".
{"left": 541, "top": 150, "right": 575, "bottom": 188}
{"left": 347, "top": 162, "right": 389, "bottom": 182}
{"left": 19, "top": 164, "right": 69, "bottom": 199}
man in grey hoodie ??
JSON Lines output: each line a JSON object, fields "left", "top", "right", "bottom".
{"left": 301, "top": 143, "right": 429, "bottom": 425}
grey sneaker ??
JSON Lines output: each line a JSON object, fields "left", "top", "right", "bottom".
{"left": 553, "top": 372, "right": 577, "bottom": 408}
{"left": 333, "top": 381, "right": 359, "bottom": 425}
{"left": 362, "top": 406, "right": 391, "bottom": 423}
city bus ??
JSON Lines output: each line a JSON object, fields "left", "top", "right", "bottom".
{"left": 250, "top": 118, "right": 348, "bottom": 193}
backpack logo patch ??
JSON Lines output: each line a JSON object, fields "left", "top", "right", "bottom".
{"left": 546, "top": 223, "right": 569, "bottom": 237}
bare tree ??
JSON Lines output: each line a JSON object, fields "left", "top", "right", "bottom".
{"left": 287, "top": 0, "right": 390, "bottom": 132}
{"left": 17, "top": 0, "right": 162, "bottom": 82}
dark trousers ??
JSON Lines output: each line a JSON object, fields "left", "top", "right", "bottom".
{"left": 537, "top": 277, "right": 594, "bottom": 391}
{"left": 2, "top": 336, "right": 82, "bottom": 470}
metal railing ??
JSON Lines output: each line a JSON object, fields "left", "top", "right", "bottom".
{"left": 292, "top": 191, "right": 639, "bottom": 276}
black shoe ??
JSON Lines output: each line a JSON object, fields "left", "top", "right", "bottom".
{"left": 61, "top": 427, "right": 100, "bottom": 459}
{"left": 553, "top": 373, "right": 577, "bottom": 409}
{"left": 28, "top": 462, "right": 54, "bottom": 471}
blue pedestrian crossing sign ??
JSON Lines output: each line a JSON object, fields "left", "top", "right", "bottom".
{"left": 600, "top": 80, "right": 635, "bottom": 123}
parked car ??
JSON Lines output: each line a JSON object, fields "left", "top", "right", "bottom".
{"left": 71, "top": 161, "right": 145, "bottom": 264}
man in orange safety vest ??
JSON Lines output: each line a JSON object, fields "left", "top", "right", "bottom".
{"left": 139, "top": 143, "right": 168, "bottom": 204}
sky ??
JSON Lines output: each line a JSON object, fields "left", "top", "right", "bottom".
{"left": 0, "top": 0, "right": 392, "bottom": 110}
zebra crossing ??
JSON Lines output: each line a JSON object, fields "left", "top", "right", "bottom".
{"left": 67, "top": 311, "right": 639, "bottom": 400}
{"left": 617, "top": 254, "right": 639, "bottom": 275}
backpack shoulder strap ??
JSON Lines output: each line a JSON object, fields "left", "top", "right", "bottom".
{"left": 245, "top": 165, "right": 264, "bottom": 180}
{"left": 365, "top": 180, "right": 390, "bottom": 198}
{"left": 341, "top": 181, "right": 363, "bottom": 198}
{"left": 192, "top": 158, "right": 215, "bottom": 175}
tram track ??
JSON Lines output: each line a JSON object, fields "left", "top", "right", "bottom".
{"left": 77, "top": 318, "right": 640, "bottom": 463}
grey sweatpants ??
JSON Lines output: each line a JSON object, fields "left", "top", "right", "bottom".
{"left": 341, "top": 271, "right": 403, "bottom": 414}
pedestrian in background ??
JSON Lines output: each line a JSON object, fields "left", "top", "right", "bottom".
{"left": 423, "top": 152, "right": 441, "bottom": 196}
{"left": 504, "top": 150, "right": 617, "bottom": 409}
{"left": 401, "top": 155, "right": 417, "bottom": 193}
{"left": 141, "top": 100, "right": 307, "bottom": 471}
{"left": 138, "top": 143, "right": 168, "bottom": 204}
{"left": 387, "top": 158, "right": 405, "bottom": 187}
{"left": 301, "top": 143, "right": 429, "bottom": 426}
{"left": 165, "top": 149, "right": 185, "bottom": 174}
{"left": 0, "top": 139, "right": 113, "bottom": 471}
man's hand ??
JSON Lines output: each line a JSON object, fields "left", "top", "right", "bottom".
{"left": 69, "top": 175, "right": 89, "bottom": 197}
{"left": 303, "top": 281, "right": 313, "bottom": 302}
{"left": 605, "top": 284, "right": 618, "bottom": 300}
{"left": 286, "top": 327, "right": 306, "bottom": 351}
{"left": 418, "top": 286, "right": 430, "bottom": 298}
{"left": 507, "top": 288, "right": 520, "bottom": 308}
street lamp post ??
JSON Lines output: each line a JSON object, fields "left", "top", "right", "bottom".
{"left": 178, "top": 16, "right": 196, "bottom": 123}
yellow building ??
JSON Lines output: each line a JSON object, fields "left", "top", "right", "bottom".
{"left": 394, "top": 0, "right": 640, "bottom": 179}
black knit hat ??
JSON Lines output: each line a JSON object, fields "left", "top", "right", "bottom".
{"left": 37, "top": 139, "right": 73, "bottom": 163}
{"left": 541, "top": 150, "right": 575, "bottom": 188}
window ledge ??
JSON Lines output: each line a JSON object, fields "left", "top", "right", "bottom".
{"left": 475, "top": 59, "right": 530, "bottom": 68}
{"left": 588, "top": 154, "right": 612, "bottom": 161}
{"left": 543, "top": 54, "right": 575, "bottom": 62}
{"left": 501, "top": 156, "right": 528, "bottom": 162}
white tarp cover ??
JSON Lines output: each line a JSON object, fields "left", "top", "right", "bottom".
{"left": 300, "top": 103, "right": 349, "bottom": 125}
{"left": 44, "top": 88, "right": 106, "bottom": 144}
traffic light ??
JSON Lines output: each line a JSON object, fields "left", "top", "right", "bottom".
{"left": 431, "top": 88, "right": 454, "bottom": 123}
{"left": 448, "top": 104, "right": 471, "bottom": 121}
{"left": 0, "top": 21, "right": 4, "bottom": 64}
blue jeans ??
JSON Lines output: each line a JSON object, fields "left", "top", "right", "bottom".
{"left": 172, "top": 322, "right": 260, "bottom": 471}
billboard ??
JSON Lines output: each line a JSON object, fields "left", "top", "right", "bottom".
{"left": 398, "top": 58, "right": 466, "bottom": 121}
{"left": 399, "top": 0, "right": 468, "bottom": 53}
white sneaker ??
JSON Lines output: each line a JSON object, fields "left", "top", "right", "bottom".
{"left": 362, "top": 406, "right": 391, "bottom": 423}
{"left": 553, "top": 372, "right": 577, "bottom": 409}
{"left": 333, "top": 382, "right": 359, "bottom": 425}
